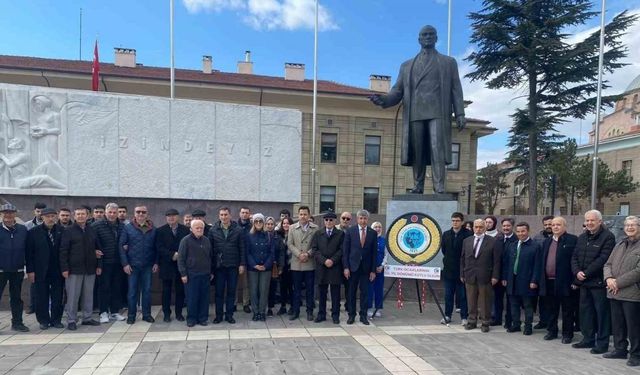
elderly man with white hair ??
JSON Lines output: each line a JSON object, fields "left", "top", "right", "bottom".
{"left": 571, "top": 209, "right": 616, "bottom": 354}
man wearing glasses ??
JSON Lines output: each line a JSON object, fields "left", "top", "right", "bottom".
{"left": 337, "top": 212, "right": 352, "bottom": 230}
{"left": 119, "top": 206, "right": 158, "bottom": 324}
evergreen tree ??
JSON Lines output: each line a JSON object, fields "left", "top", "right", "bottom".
{"left": 476, "top": 162, "right": 510, "bottom": 214}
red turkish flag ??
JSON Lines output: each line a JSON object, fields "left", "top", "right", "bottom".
{"left": 92, "top": 40, "right": 100, "bottom": 91}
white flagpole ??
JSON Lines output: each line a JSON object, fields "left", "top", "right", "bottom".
{"left": 311, "top": 0, "right": 319, "bottom": 214}
{"left": 590, "top": 0, "right": 606, "bottom": 209}
{"left": 447, "top": 0, "right": 452, "bottom": 56}
{"left": 170, "top": 0, "right": 175, "bottom": 99}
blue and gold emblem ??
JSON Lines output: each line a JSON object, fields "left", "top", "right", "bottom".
{"left": 387, "top": 212, "right": 441, "bottom": 265}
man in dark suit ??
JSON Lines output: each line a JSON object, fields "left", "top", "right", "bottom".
{"left": 25, "top": 208, "right": 65, "bottom": 330}
{"left": 460, "top": 219, "right": 499, "bottom": 332}
{"left": 312, "top": 211, "right": 345, "bottom": 324}
{"left": 441, "top": 212, "right": 472, "bottom": 325}
{"left": 156, "top": 208, "right": 190, "bottom": 322}
{"left": 491, "top": 218, "right": 517, "bottom": 328}
{"left": 343, "top": 209, "right": 377, "bottom": 325}
{"left": 502, "top": 222, "right": 542, "bottom": 336}
{"left": 539, "top": 216, "right": 578, "bottom": 343}
{"left": 369, "top": 25, "right": 465, "bottom": 194}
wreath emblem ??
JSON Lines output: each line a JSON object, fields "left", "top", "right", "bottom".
{"left": 386, "top": 212, "right": 442, "bottom": 265}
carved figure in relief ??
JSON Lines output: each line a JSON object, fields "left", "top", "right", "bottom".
{"left": 0, "top": 138, "right": 65, "bottom": 189}
{"left": 29, "top": 95, "right": 67, "bottom": 187}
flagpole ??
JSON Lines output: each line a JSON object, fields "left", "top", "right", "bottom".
{"left": 79, "top": 8, "right": 83, "bottom": 60}
{"left": 447, "top": 0, "right": 452, "bottom": 56}
{"left": 170, "top": 0, "right": 175, "bottom": 99}
{"left": 310, "top": 0, "right": 319, "bottom": 214}
{"left": 590, "top": 0, "right": 606, "bottom": 209}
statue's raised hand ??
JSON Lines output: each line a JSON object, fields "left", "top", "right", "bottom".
{"left": 369, "top": 94, "right": 385, "bottom": 107}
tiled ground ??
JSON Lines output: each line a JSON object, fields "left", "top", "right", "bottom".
{"left": 0, "top": 303, "right": 638, "bottom": 374}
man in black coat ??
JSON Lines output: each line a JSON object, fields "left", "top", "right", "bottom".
{"left": 440, "top": 212, "right": 472, "bottom": 325}
{"left": 539, "top": 216, "right": 578, "bottom": 343}
{"left": 342, "top": 209, "right": 377, "bottom": 325}
{"left": 492, "top": 218, "right": 517, "bottom": 328}
{"left": 312, "top": 211, "right": 344, "bottom": 324}
{"left": 25, "top": 208, "right": 65, "bottom": 330}
{"left": 571, "top": 209, "right": 616, "bottom": 354}
{"left": 92, "top": 202, "right": 126, "bottom": 324}
{"left": 156, "top": 208, "right": 190, "bottom": 322}
{"left": 502, "top": 222, "right": 542, "bottom": 336}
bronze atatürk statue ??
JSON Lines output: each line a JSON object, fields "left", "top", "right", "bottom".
{"left": 370, "top": 25, "right": 465, "bottom": 194}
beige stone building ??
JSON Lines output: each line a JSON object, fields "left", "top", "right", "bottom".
{"left": 0, "top": 50, "right": 495, "bottom": 215}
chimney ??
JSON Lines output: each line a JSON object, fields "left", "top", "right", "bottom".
{"left": 237, "top": 50, "right": 253, "bottom": 74}
{"left": 284, "top": 63, "right": 305, "bottom": 81}
{"left": 114, "top": 48, "right": 136, "bottom": 68}
{"left": 202, "top": 55, "right": 212, "bottom": 74}
{"left": 369, "top": 75, "right": 391, "bottom": 92}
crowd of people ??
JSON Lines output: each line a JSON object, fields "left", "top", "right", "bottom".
{"left": 0, "top": 203, "right": 387, "bottom": 331}
{"left": 441, "top": 211, "right": 640, "bottom": 367}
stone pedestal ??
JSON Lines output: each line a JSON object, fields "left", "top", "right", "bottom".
{"left": 385, "top": 194, "right": 458, "bottom": 280}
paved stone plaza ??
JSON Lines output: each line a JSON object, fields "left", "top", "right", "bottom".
{"left": 0, "top": 302, "right": 637, "bottom": 375}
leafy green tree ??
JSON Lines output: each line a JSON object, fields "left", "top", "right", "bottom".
{"left": 571, "top": 156, "right": 639, "bottom": 207}
{"left": 476, "top": 162, "right": 510, "bottom": 214}
{"left": 466, "top": 1, "right": 636, "bottom": 214}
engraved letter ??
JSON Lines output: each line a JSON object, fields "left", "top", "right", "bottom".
{"left": 141, "top": 137, "right": 147, "bottom": 150}
{"left": 99, "top": 136, "right": 106, "bottom": 148}
{"left": 263, "top": 146, "right": 273, "bottom": 157}
{"left": 227, "top": 143, "right": 234, "bottom": 155}
{"left": 206, "top": 142, "right": 215, "bottom": 153}
{"left": 161, "top": 139, "right": 170, "bottom": 151}
{"left": 184, "top": 140, "right": 193, "bottom": 152}
{"left": 119, "top": 136, "right": 128, "bottom": 148}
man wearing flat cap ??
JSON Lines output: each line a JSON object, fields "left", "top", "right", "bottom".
{"left": 0, "top": 204, "right": 30, "bottom": 332}
{"left": 26, "top": 207, "right": 65, "bottom": 330}
{"left": 192, "top": 209, "right": 212, "bottom": 236}
{"left": 311, "top": 211, "right": 344, "bottom": 324}
{"left": 156, "top": 208, "right": 190, "bottom": 322}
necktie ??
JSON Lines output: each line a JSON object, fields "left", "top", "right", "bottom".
{"left": 327, "top": 230, "right": 332, "bottom": 237}
{"left": 48, "top": 229, "right": 54, "bottom": 246}
{"left": 514, "top": 241, "right": 522, "bottom": 274}
{"left": 360, "top": 227, "right": 366, "bottom": 247}
{"left": 473, "top": 237, "right": 481, "bottom": 258}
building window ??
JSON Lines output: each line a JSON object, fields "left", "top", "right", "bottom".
{"left": 447, "top": 143, "right": 460, "bottom": 170}
{"left": 365, "top": 135, "right": 381, "bottom": 165}
{"left": 327, "top": 119, "right": 333, "bottom": 126}
{"left": 363, "top": 187, "right": 379, "bottom": 214}
{"left": 320, "top": 186, "right": 336, "bottom": 213}
{"left": 622, "top": 160, "right": 632, "bottom": 174}
{"left": 619, "top": 203, "right": 630, "bottom": 216}
{"left": 321, "top": 133, "right": 337, "bottom": 163}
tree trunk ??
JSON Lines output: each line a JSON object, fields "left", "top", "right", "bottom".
{"left": 527, "top": 73, "right": 538, "bottom": 215}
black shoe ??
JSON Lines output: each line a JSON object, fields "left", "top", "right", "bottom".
{"left": 347, "top": 316, "right": 355, "bottom": 325}
{"left": 572, "top": 341, "right": 594, "bottom": 349}
{"left": 359, "top": 317, "right": 370, "bottom": 326}
{"left": 212, "top": 317, "right": 223, "bottom": 324}
{"left": 82, "top": 319, "right": 100, "bottom": 326}
{"left": 314, "top": 315, "right": 326, "bottom": 323}
{"left": 163, "top": 315, "right": 171, "bottom": 323}
{"left": 252, "top": 314, "right": 258, "bottom": 322}
{"left": 489, "top": 320, "right": 502, "bottom": 327}
{"left": 523, "top": 325, "right": 533, "bottom": 336}
{"left": 126, "top": 318, "right": 135, "bottom": 324}
{"left": 277, "top": 306, "right": 287, "bottom": 315}
{"left": 199, "top": 321, "right": 208, "bottom": 326}
{"left": 12, "top": 323, "right": 29, "bottom": 332}
{"left": 533, "top": 322, "right": 547, "bottom": 330}
{"left": 561, "top": 337, "right": 573, "bottom": 344}
{"left": 187, "top": 321, "right": 196, "bottom": 327}
{"left": 67, "top": 322, "right": 77, "bottom": 330}
{"left": 142, "top": 316, "right": 155, "bottom": 323}
{"left": 627, "top": 358, "right": 640, "bottom": 367}
{"left": 332, "top": 318, "right": 340, "bottom": 324}
{"left": 307, "top": 312, "right": 314, "bottom": 321}
{"left": 289, "top": 313, "right": 299, "bottom": 321}
{"left": 603, "top": 350, "right": 628, "bottom": 359}
{"left": 481, "top": 325, "right": 490, "bottom": 333}
{"left": 590, "top": 347, "right": 608, "bottom": 355}
{"left": 288, "top": 309, "right": 294, "bottom": 316}
{"left": 267, "top": 309, "right": 273, "bottom": 317}
{"left": 506, "top": 326, "right": 521, "bottom": 333}
{"left": 226, "top": 317, "right": 236, "bottom": 324}
{"left": 176, "top": 315, "right": 185, "bottom": 322}
{"left": 409, "top": 187, "right": 423, "bottom": 194}
{"left": 465, "top": 323, "right": 477, "bottom": 330}
{"left": 259, "top": 314, "right": 266, "bottom": 322}
{"left": 503, "top": 322, "right": 511, "bottom": 329}
{"left": 51, "top": 322, "right": 64, "bottom": 329}
{"left": 39, "top": 323, "right": 50, "bottom": 330}
{"left": 243, "top": 305, "right": 251, "bottom": 313}
{"left": 543, "top": 333, "right": 558, "bottom": 340}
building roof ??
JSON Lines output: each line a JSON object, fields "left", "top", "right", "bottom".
{"left": 0, "top": 54, "right": 374, "bottom": 96}
{"left": 626, "top": 73, "right": 640, "bottom": 94}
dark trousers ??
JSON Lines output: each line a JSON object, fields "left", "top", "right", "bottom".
{"left": 279, "top": 264, "right": 292, "bottom": 307}
{"left": 510, "top": 295, "right": 535, "bottom": 327}
{"left": 579, "top": 286, "right": 611, "bottom": 349}
{"left": 127, "top": 265, "right": 152, "bottom": 319}
{"left": 268, "top": 276, "right": 278, "bottom": 309}
{"left": 534, "top": 295, "right": 549, "bottom": 324}
{"left": 347, "top": 267, "right": 369, "bottom": 318}
{"left": 29, "top": 283, "right": 36, "bottom": 312}
{"left": 0, "top": 271, "right": 24, "bottom": 325}
{"left": 465, "top": 282, "right": 492, "bottom": 326}
{"left": 410, "top": 119, "right": 445, "bottom": 192}
{"left": 444, "top": 278, "right": 467, "bottom": 319}
{"left": 162, "top": 275, "right": 185, "bottom": 317}
{"left": 35, "top": 272, "right": 64, "bottom": 325}
{"left": 368, "top": 272, "right": 385, "bottom": 310}
{"left": 99, "top": 263, "right": 123, "bottom": 314}
{"left": 318, "top": 284, "right": 340, "bottom": 318}
{"left": 492, "top": 282, "right": 512, "bottom": 325}
{"left": 292, "top": 270, "right": 315, "bottom": 314}
{"left": 542, "top": 280, "right": 575, "bottom": 338}
{"left": 186, "top": 272, "right": 210, "bottom": 324}
{"left": 215, "top": 266, "right": 238, "bottom": 319}
{"left": 611, "top": 299, "right": 640, "bottom": 359}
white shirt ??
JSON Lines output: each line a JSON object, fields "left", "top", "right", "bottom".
{"left": 473, "top": 234, "right": 485, "bottom": 258}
